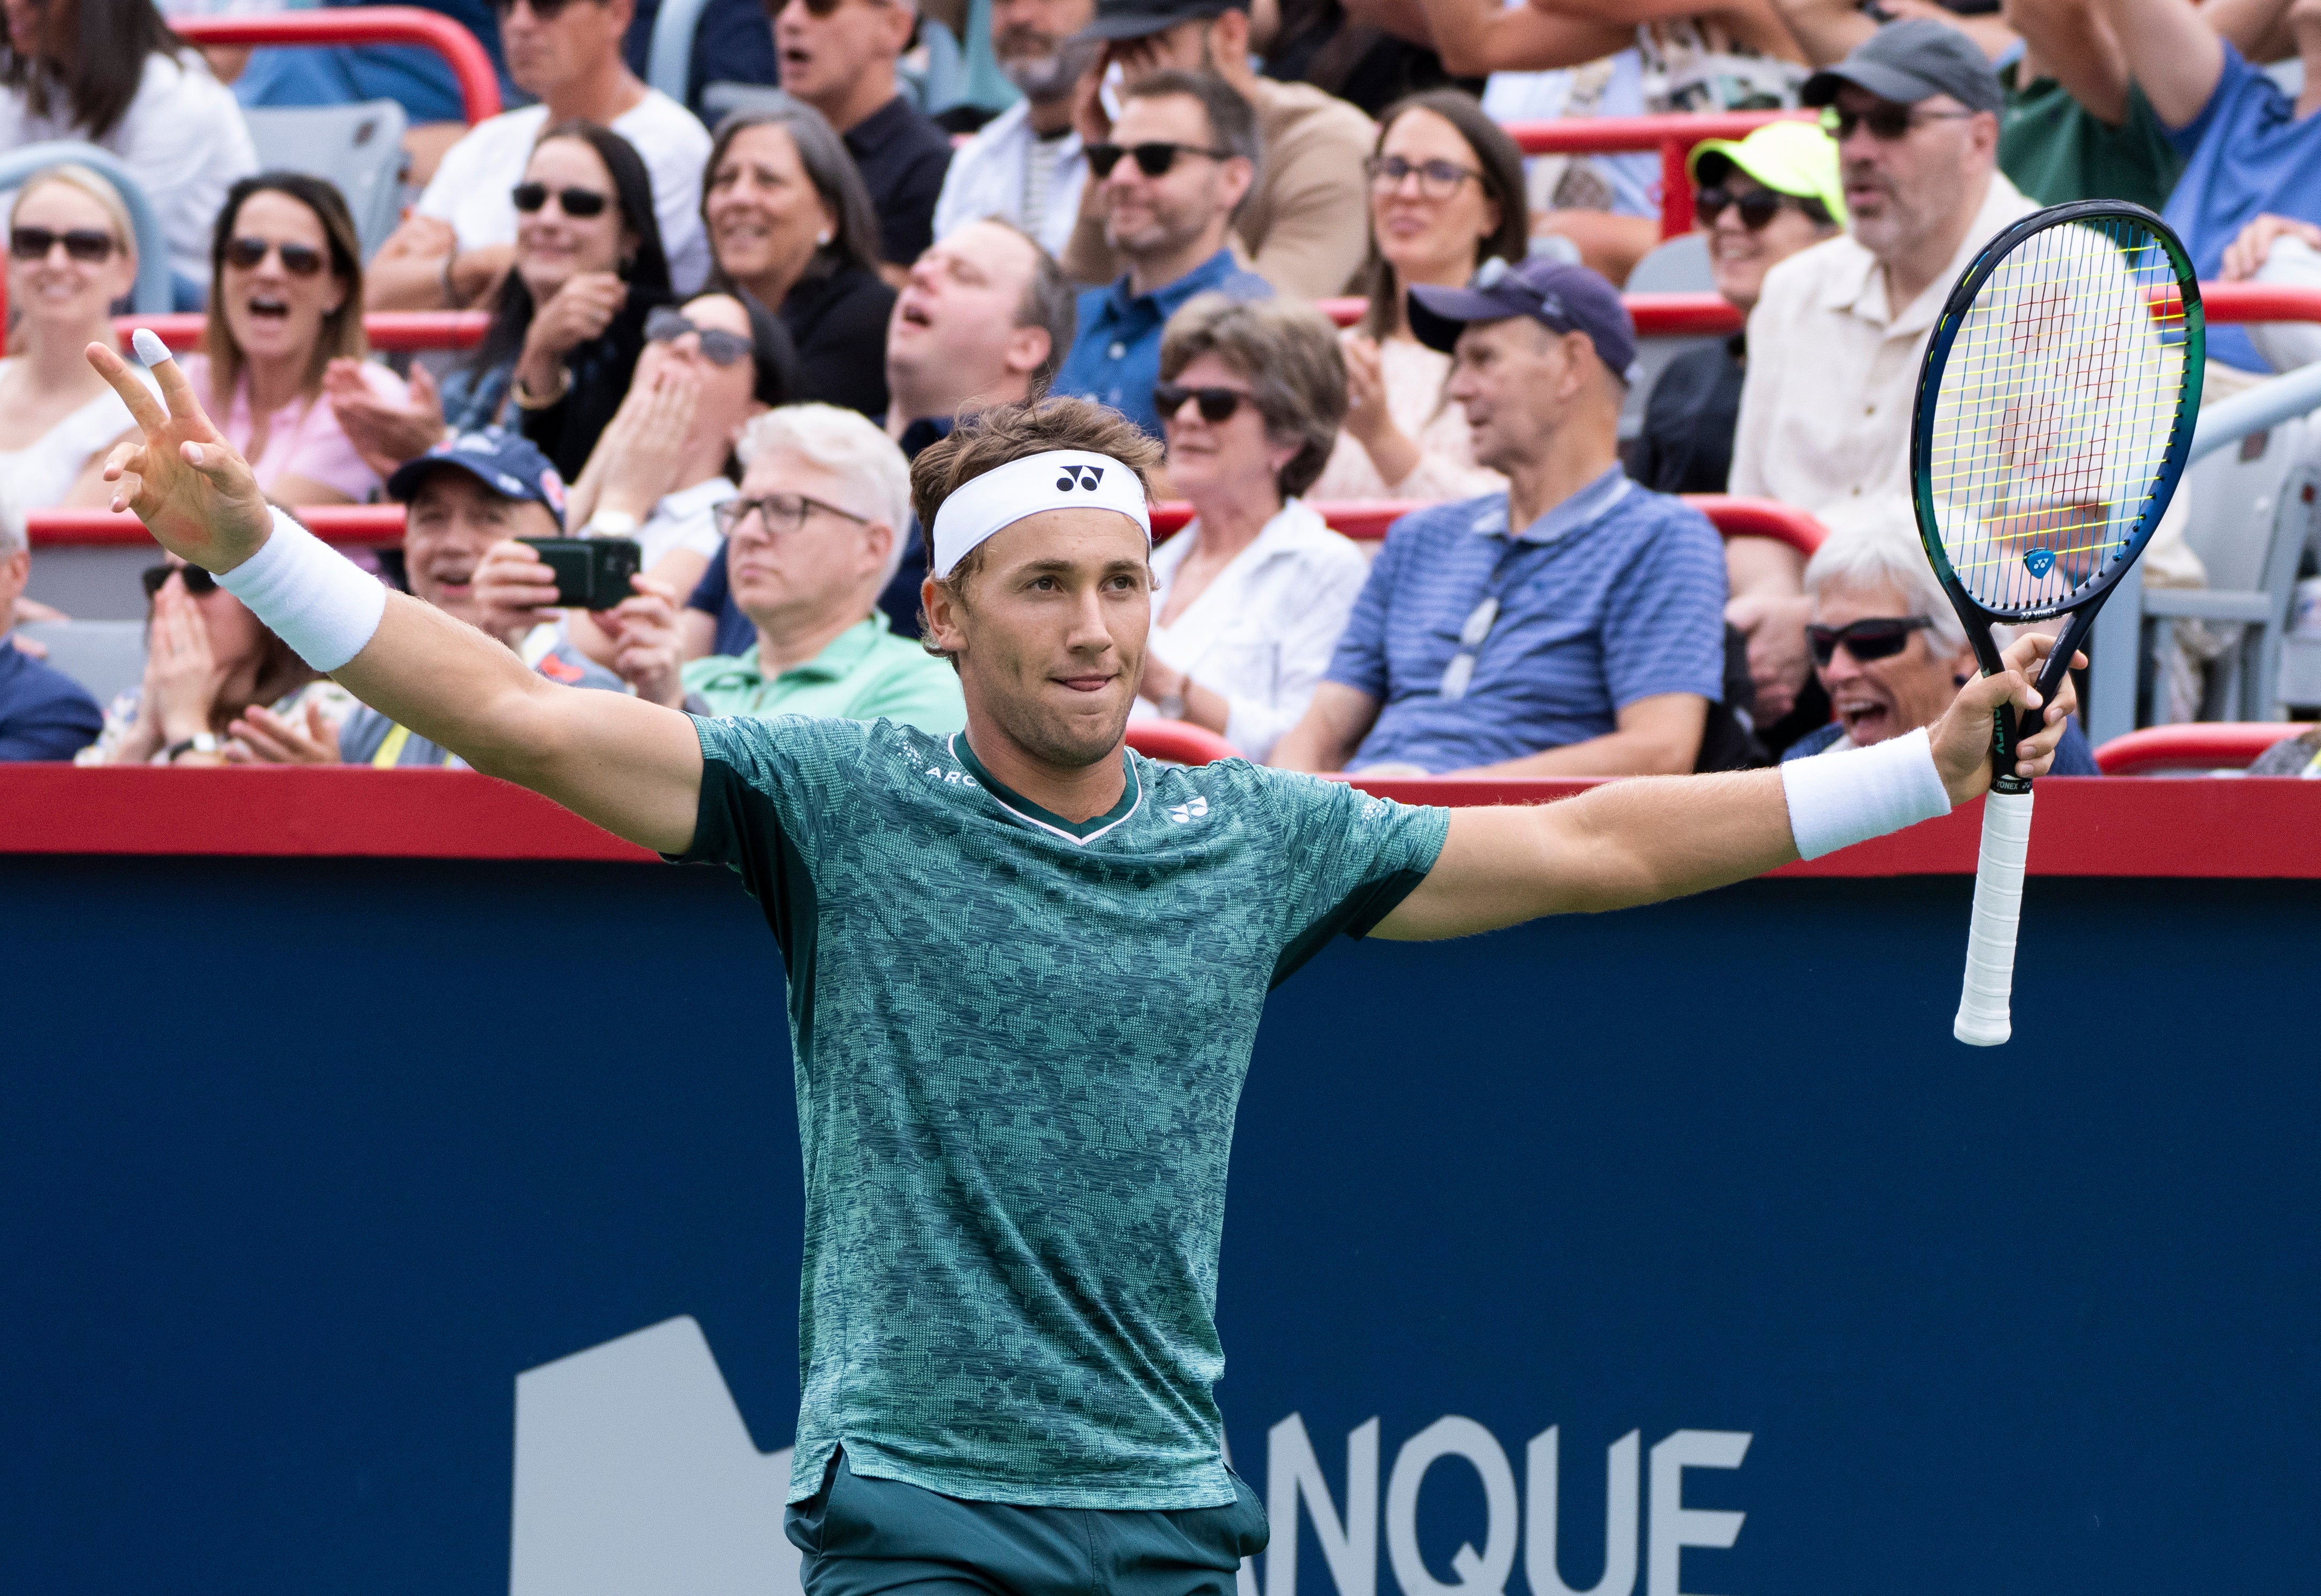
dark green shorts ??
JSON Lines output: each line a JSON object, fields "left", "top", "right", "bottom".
{"left": 785, "top": 1452, "right": 1270, "bottom": 1596}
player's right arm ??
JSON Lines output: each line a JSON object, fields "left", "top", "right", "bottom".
{"left": 88, "top": 340, "right": 705, "bottom": 855}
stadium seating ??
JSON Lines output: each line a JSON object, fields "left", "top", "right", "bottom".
{"left": 243, "top": 101, "right": 412, "bottom": 260}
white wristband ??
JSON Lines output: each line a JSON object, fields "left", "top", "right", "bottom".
{"left": 215, "top": 506, "right": 387, "bottom": 674}
{"left": 1779, "top": 726, "right": 1952, "bottom": 860}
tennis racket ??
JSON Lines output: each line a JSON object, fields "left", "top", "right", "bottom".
{"left": 1910, "top": 201, "right": 2203, "bottom": 1046}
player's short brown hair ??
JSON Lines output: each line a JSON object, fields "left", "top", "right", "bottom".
{"left": 914, "top": 397, "right": 1165, "bottom": 662}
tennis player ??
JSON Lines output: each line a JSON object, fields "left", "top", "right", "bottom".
{"left": 91, "top": 332, "right": 2077, "bottom": 1596}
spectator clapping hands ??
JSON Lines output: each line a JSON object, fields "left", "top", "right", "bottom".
{"left": 139, "top": 576, "right": 229, "bottom": 764}
{"left": 227, "top": 701, "right": 343, "bottom": 764}
{"left": 2222, "top": 214, "right": 2321, "bottom": 280}
{"left": 589, "top": 363, "right": 701, "bottom": 522}
{"left": 325, "top": 357, "right": 448, "bottom": 480}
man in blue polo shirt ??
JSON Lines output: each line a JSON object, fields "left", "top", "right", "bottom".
{"left": 1049, "top": 68, "right": 1270, "bottom": 435}
{"left": 2113, "top": 0, "right": 2321, "bottom": 375}
{"left": 0, "top": 510, "right": 102, "bottom": 762}
{"left": 1273, "top": 258, "right": 1728, "bottom": 778}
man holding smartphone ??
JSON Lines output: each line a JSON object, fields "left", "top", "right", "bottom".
{"left": 229, "top": 431, "right": 628, "bottom": 768}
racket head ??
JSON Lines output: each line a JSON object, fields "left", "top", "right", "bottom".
{"left": 1911, "top": 201, "right": 2203, "bottom": 658}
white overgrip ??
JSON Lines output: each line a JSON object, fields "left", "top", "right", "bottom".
{"left": 1953, "top": 788, "right": 2035, "bottom": 1046}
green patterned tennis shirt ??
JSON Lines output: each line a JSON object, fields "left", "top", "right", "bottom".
{"left": 676, "top": 713, "right": 1450, "bottom": 1509}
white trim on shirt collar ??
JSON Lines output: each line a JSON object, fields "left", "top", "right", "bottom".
{"left": 946, "top": 732, "right": 1146, "bottom": 848}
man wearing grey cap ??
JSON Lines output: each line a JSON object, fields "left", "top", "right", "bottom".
{"left": 1273, "top": 257, "right": 1729, "bottom": 780}
{"left": 1060, "top": 0, "right": 1376, "bottom": 299}
{"left": 1723, "top": 18, "right": 2038, "bottom": 727}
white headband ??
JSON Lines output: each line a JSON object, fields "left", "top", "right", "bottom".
{"left": 929, "top": 450, "right": 1151, "bottom": 579}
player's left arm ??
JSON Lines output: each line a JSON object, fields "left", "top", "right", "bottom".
{"left": 1373, "top": 634, "right": 2081, "bottom": 940}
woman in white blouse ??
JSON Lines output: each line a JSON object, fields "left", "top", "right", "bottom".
{"left": 1309, "top": 90, "right": 1529, "bottom": 504}
{"left": 0, "top": 0, "right": 257, "bottom": 297}
{"left": 0, "top": 164, "right": 150, "bottom": 509}
{"left": 1137, "top": 295, "right": 1370, "bottom": 762}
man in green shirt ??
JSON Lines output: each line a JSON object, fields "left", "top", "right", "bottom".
{"left": 610, "top": 404, "right": 966, "bottom": 734}
{"left": 93, "top": 334, "right": 2083, "bottom": 1596}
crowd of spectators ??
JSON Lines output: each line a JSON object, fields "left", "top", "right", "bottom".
{"left": 6, "top": 0, "right": 2321, "bottom": 778}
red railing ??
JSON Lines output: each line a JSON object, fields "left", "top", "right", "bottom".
{"left": 1124, "top": 719, "right": 1239, "bottom": 765}
{"left": 2093, "top": 721, "right": 2303, "bottom": 774}
{"left": 1502, "top": 112, "right": 1804, "bottom": 240}
{"left": 29, "top": 496, "right": 1825, "bottom": 551}
{"left": 120, "top": 312, "right": 489, "bottom": 353}
{"left": 174, "top": 8, "right": 503, "bottom": 126}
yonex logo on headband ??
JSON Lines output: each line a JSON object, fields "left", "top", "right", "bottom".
{"left": 931, "top": 449, "right": 1151, "bottom": 579}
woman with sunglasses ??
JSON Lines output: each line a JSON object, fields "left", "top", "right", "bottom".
{"left": 1309, "top": 92, "right": 1526, "bottom": 503}
{"left": 0, "top": 165, "right": 155, "bottom": 510}
{"left": 176, "top": 174, "right": 406, "bottom": 509}
{"left": 1782, "top": 510, "right": 2099, "bottom": 773}
{"left": 1134, "top": 295, "right": 1368, "bottom": 762}
{"left": 452, "top": 121, "right": 677, "bottom": 483}
{"left": 0, "top": 0, "right": 257, "bottom": 303}
{"left": 72, "top": 558, "right": 353, "bottom": 767}
{"left": 700, "top": 104, "right": 895, "bottom": 419}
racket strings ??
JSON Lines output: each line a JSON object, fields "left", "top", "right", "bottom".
{"left": 1925, "top": 218, "right": 2192, "bottom": 615}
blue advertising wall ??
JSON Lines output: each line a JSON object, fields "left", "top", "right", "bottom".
{"left": 5, "top": 854, "right": 2316, "bottom": 1593}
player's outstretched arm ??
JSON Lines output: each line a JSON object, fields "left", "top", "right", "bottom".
{"left": 1374, "top": 634, "right": 2081, "bottom": 941}
{"left": 87, "top": 336, "right": 704, "bottom": 854}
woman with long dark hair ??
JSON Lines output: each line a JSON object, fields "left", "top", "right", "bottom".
{"left": 1309, "top": 89, "right": 1528, "bottom": 502}
{"left": 180, "top": 172, "right": 405, "bottom": 507}
{"left": 0, "top": 0, "right": 257, "bottom": 299}
{"left": 700, "top": 103, "right": 894, "bottom": 418}
{"left": 451, "top": 119, "right": 675, "bottom": 483}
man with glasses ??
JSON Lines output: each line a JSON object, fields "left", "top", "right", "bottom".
{"left": 1272, "top": 258, "right": 1730, "bottom": 780}
{"left": 0, "top": 503, "right": 102, "bottom": 762}
{"left": 627, "top": 405, "right": 966, "bottom": 729}
{"left": 1061, "top": 0, "right": 1375, "bottom": 299}
{"left": 1784, "top": 509, "right": 2099, "bottom": 772}
{"left": 771, "top": 0, "right": 956, "bottom": 273}
{"left": 366, "top": 0, "right": 712, "bottom": 309}
{"left": 1049, "top": 69, "right": 1271, "bottom": 436}
{"left": 1723, "top": 20, "right": 2037, "bottom": 754}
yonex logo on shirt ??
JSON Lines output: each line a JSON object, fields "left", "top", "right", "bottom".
{"left": 1057, "top": 464, "right": 1105, "bottom": 491}
{"left": 1166, "top": 796, "right": 1209, "bottom": 824}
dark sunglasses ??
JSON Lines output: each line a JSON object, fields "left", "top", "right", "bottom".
{"left": 782, "top": 0, "right": 849, "bottom": 14}
{"left": 1807, "top": 615, "right": 1935, "bottom": 667}
{"left": 1364, "top": 154, "right": 1482, "bottom": 198}
{"left": 644, "top": 306, "right": 752, "bottom": 366}
{"left": 10, "top": 225, "right": 115, "bottom": 263}
{"left": 489, "top": 0, "right": 580, "bottom": 18}
{"left": 1819, "top": 103, "right": 1980, "bottom": 142}
{"left": 1694, "top": 185, "right": 1820, "bottom": 231}
{"left": 511, "top": 182, "right": 610, "bottom": 219}
{"left": 224, "top": 236, "right": 327, "bottom": 276}
{"left": 142, "top": 562, "right": 217, "bottom": 599}
{"left": 1086, "top": 141, "right": 1230, "bottom": 180}
{"left": 1153, "top": 382, "right": 1249, "bottom": 424}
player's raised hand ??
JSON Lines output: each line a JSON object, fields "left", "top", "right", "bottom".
{"left": 1927, "top": 631, "right": 2086, "bottom": 803}
{"left": 86, "top": 332, "right": 272, "bottom": 574}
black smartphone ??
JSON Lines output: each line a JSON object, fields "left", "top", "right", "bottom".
{"left": 521, "top": 537, "right": 642, "bottom": 611}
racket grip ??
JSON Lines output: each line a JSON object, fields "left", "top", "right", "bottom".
{"left": 1954, "top": 789, "right": 2034, "bottom": 1047}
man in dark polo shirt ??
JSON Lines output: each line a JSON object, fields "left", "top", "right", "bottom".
{"left": 771, "top": 0, "right": 954, "bottom": 272}
{"left": 0, "top": 512, "right": 101, "bottom": 762}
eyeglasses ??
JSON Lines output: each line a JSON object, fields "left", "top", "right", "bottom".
{"left": 1152, "top": 382, "right": 1250, "bottom": 424}
{"left": 780, "top": 0, "right": 852, "bottom": 15}
{"left": 11, "top": 225, "right": 115, "bottom": 264}
{"left": 714, "top": 492, "right": 871, "bottom": 540}
{"left": 224, "top": 236, "right": 327, "bottom": 276}
{"left": 1806, "top": 615, "right": 1935, "bottom": 666}
{"left": 142, "top": 562, "right": 218, "bottom": 598}
{"left": 489, "top": 0, "right": 581, "bottom": 18}
{"left": 1364, "top": 155, "right": 1483, "bottom": 199}
{"left": 645, "top": 306, "right": 753, "bottom": 365}
{"left": 1819, "top": 103, "right": 1980, "bottom": 142}
{"left": 511, "top": 182, "right": 611, "bottom": 219}
{"left": 1694, "top": 185, "right": 1815, "bottom": 231}
{"left": 1086, "top": 141, "right": 1232, "bottom": 180}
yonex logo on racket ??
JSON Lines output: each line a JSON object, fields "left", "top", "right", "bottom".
{"left": 1056, "top": 465, "right": 1104, "bottom": 491}
{"left": 2023, "top": 547, "right": 2056, "bottom": 579}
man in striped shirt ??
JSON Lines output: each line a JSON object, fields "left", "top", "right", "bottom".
{"left": 1274, "top": 258, "right": 1729, "bottom": 779}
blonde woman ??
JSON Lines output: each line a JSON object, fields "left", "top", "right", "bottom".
{"left": 0, "top": 164, "right": 153, "bottom": 508}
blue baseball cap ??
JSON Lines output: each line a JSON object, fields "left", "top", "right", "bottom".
{"left": 385, "top": 429, "right": 569, "bottom": 528}
{"left": 1408, "top": 257, "right": 1641, "bottom": 383}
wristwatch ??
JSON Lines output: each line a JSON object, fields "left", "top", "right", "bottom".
{"left": 162, "top": 732, "right": 218, "bottom": 763}
{"left": 585, "top": 510, "right": 640, "bottom": 538}
{"left": 1156, "top": 687, "right": 1187, "bottom": 721}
